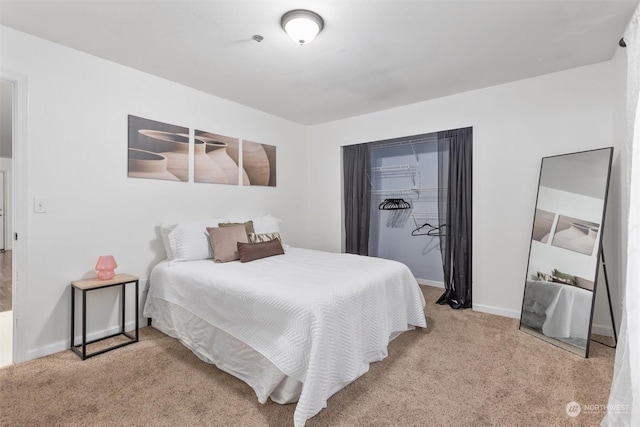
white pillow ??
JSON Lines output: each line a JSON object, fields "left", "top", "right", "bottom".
{"left": 164, "top": 218, "right": 228, "bottom": 261}
{"left": 242, "top": 214, "right": 281, "bottom": 234}
{"left": 159, "top": 221, "right": 177, "bottom": 260}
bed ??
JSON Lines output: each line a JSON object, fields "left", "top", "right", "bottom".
{"left": 144, "top": 218, "right": 427, "bottom": 427}
{"left": 522, "top": 279, "right": 592, "bottom": 340}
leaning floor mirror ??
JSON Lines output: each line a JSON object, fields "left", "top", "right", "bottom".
{"left": 519, "top": 147, "right": 614, "bottom": 357}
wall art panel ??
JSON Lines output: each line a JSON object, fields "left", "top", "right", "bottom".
{"left": 551, "top": 215, "right": 600, "bottom": 256}
{"left": 532, "top": 209, "right": 556, "bottom": 243}
{"left": 194, "top": 130, "right": 245, "bottom": 185}
{"left": 128, "top": 115, "right": 189, "bottom": 182}
{"left": 242, "top": 140, "right": 276, "bottom": 187}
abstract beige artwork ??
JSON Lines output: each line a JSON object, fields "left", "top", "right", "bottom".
{"left": 128, "top": 116, "right": 277, "bottom": 187}
{"left": 128, "top": 115, "right": 189, "bottom": 182}
{"left": 551, "top": 215, "right": 600, "bottom": 256}
{"left": 242, "top": 140, "right": 276, "bottom": 187}
{"left": 194, "top": 131, "right": 246, "bottom": 185}
{"left": 532, "top": 209, "right": 555, "bottom": 243}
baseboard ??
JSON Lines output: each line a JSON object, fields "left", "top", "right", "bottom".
{"left": 420, "top": 284, "right": 521, "bottom": 319}
{"left": 26, "top": 319, "right": 147, "bottom": 362}
{"left": 591, "top": 323, "right": 614, "bottom": 338}
{"left": 416, "top": 279, "right": 444, "bottom": 288}
{"left": 473, "top": 303, "right": 521, "bottom": 319}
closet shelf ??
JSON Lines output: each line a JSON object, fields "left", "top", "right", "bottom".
{"left": 371, "top": 187, "right": 441, "bottom": 195}
{"left": 411, "top": 187, "right": 441, "bottom": 192}
{"left": 371, "top": 189, "right": 416, "bottom": 196}
{"left": 370, "top": 165, "right": 420, "bottom": 187}
{"left": 370, "top": 165, "right": 417, "bottom": 173}
{"left": 370, "top": 134, "right": 438, "bottom": 163}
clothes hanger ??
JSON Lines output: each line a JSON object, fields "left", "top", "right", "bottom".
{"left": 411, "top": 222, "right": 446, "bottom": 236}
{"left": 378, "top": 198, "right": 411, "bottom": 210}
{"left": 427, "top": 224, "right": 447, "bottom": 236}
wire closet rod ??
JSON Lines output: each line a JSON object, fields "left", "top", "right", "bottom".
{"left": 411, "top": 213, "right": 440, "bottom": 219}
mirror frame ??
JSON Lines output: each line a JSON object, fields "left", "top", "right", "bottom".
{"left": 519, "top": 147, "right": 614, "bottom": 357}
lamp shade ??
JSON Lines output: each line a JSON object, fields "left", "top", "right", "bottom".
{"left": 95, "top": 255, "right": 117, "bottom": 280}
{"left": 281, "top": 10, "right": 324, "bottom": 45}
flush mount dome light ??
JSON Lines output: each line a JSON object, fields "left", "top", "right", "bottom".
{"left": 281, "top": 9, "right": 324, "bottom": 45}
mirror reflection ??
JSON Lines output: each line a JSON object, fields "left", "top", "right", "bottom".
{"left": 519, "top": 147, "right": 613, "bottom": 357}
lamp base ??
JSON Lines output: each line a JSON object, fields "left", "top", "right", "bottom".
{"left": 97, "top": 270, "right": 115, "bottom": 280}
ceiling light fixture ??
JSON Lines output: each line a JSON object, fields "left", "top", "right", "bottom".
{"left": 281, "top": 9, "right": 324, "bottom": 46}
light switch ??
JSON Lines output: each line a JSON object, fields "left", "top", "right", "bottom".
{"left": 34, "top": 198, "right": 47, "bottom": 213}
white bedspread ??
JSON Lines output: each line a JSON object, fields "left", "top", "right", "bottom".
{"left": 144, "top": 247, "right": 426, "bottom": 426}
{"left": 525, "top": 279, "right": 592, "bottom": 340}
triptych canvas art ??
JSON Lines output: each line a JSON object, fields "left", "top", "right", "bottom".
{"left": 127, "top": 115, "right": 276, "bottom": 187}
{"left": 532, "top": 208, "right": 599, "bottom": 256}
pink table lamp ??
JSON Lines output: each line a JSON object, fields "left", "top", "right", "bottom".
{"left": 95, "top": 255, "right": 117, "bottom": 280}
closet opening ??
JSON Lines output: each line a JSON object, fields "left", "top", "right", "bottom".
{"left": 343, "top": 127, "right": 472, "bottom": 309}
{"left": 369, "top": 133, "right": 443, "bottom": 286}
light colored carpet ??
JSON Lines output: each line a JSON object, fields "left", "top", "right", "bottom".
{"left": 0, "top": 286, "right": 615, "bottom": 426}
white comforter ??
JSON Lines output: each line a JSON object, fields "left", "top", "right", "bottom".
{"left": 524, "top": 279, "right": 592, "bottom": 340}
{"left": 145, "top": 247, "right": 427, "bottom": 426}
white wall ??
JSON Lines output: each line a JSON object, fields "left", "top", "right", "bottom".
{"left": 603, "top": 45, "right": 628, "bottom": 335}
{"left": 0, "top": 80, "right": 12, "bottom": 158}
{"left": 1, "top": 26, "right": 308, "bottom": 361}
{"left": 307, "top": 58, "right": 626, "bottom": 330}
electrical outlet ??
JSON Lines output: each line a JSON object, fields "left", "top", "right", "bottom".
{"left": 34, "top": 198, "right": 47, "bottom": 213}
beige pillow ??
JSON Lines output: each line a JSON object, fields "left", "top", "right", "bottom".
{"left": 219, "top": 221, "right": 254, "bottom": 237}
{"left": 206, "top": 225, "right": 248, "bottom": 263}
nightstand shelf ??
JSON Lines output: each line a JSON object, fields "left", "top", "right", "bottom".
{"left": 70, "top": 273, "right": 139, "bottom": 360}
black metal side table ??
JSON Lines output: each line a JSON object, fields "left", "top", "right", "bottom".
{"left": 70, "top": 273, "right": 139, "bottom": 360}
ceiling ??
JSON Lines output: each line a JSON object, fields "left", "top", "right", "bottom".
{"left": 0, "top": 0, "right": 637, "bottom": 125}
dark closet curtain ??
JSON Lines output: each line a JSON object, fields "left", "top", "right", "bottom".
{"left": 436, "top": 127, "right": 472, "bottom": 309}
{"left": 343, "top": 143, "right": 371, "bottom": 255}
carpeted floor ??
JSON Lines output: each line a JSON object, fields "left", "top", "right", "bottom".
{"left": 0, "top": 286, "right": 615, "bottom": 426}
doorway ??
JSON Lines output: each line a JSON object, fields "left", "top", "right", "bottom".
{"left": 369, "top": 133, "right": 445, "bottom": 285}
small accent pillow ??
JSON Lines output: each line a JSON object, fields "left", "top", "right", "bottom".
{"left": 249, "top": 231, "right": 282, "bottom": 244}
{"left": 206, "top": 225, "right": 248, "bottom": 263}
{"left": 552, "top": 269, "right": 577, "bottom": 286}
{"left": 237, "top": 239, "right": 285, "bottom": 263}
{"left": 537, "top": 272, "right": 553, "bottom": 282}
{"left": 551, "top": 276, "right": 574, "bottom": 286}
{"left": 219, "top": 221, "right": 255, "bottom": 237}
{"left": 229, "top": 214, "right": 281, "bottom": 234}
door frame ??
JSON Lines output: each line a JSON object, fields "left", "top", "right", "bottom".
{"left": 0, "top": 171, "right": 5, "bottom": 251}
{"left": 1, "top": 70, "right": 28, "bottom": 364}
